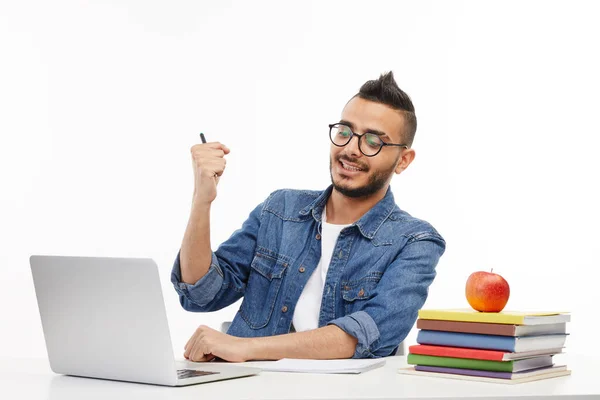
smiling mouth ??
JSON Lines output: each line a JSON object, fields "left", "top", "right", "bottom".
{"left": 339, "top": 160, "right": 365, "bottom": 172}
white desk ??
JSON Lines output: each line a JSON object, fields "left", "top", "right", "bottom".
{"left": 1, "top": 355, "right": 599, "bottom": 400}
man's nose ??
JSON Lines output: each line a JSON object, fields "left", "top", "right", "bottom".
{"left": 344, "top": 135, "right": 362, "bottom": 158}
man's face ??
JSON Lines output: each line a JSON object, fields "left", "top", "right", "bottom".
{"left": 330, "top": 96, "right": 411, "bottom": 198}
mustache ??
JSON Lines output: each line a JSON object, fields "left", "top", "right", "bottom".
{"left": 336, "top": 155, "right": 369, "bottom": 171}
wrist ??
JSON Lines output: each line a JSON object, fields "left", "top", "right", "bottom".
{"left": 191, "top": 196, "right": 212, "bottom": 212}
{"left": 244, "top": 337, "right": 263, "bottom": 361}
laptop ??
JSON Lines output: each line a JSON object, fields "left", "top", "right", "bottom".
{"left": 29, "top": 255, "right": 260, "bottom": 386}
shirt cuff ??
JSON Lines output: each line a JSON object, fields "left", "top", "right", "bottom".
{"left": 327, "top": 311, "right": 381, "bottom": 358}
{"left": 170, "top": 250, "right": 224, "bottom": 308}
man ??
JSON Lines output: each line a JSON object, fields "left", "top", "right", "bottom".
{"left": 171, "top": 72, "right": 446, "bottom": 362}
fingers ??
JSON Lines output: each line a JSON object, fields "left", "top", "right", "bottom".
{"left": 199, "top": 160, "right": 226, "bottom": 178}
{"left": 184, "top": 333, "right": 194, "bottom": 354}
{"left": 204, "top": 142, "right": 230, "bottom": 153}
{"left": 191, "top": 142, "right": 230, "bottom": 154}
{"left": 184, "top": 325, "right": 215, "bottom": 362}
{"left": 191, "top": 142, "right": 229, "bottom": 178}
{"left": 189, "top": 350, "right": 216, "bottom": 363}
{"left": 184, "top": 325, "right": 205, "bottom": 359}
{"left": 202, "top": 148, "right": 226, "bottom": 158}
{"left": 183, "top": 334, "right": 197, "bottom": 360}
{"left": 191, "top": 153, "right": 226, "bottom": 176}
{"left": 187, "top": 353, "right": 215, "bottom": 363}
{"left": 185, "top": 336, "right": 205, "bottom": 360}
{"left": 190, "top": 147, "right": 228, "bottom": 161}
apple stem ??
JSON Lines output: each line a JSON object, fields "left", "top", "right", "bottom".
{"left": 491, "top": 268, "right": 494, "bottom": 273}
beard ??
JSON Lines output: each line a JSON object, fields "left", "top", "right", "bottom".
{"left": 329, "top": 154, "right": 398, "bottom": 198}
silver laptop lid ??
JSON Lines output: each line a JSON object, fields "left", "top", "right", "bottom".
{"left": 30, "top": 255, "right": 178, "bottom": 386}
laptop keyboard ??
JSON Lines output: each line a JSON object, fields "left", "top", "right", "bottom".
{"left": 177, "top": 368, "right": 220, "bottom": 379}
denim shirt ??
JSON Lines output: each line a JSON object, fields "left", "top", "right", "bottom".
{"left": 171, "top": 185, "right": 446, "bottom": 358}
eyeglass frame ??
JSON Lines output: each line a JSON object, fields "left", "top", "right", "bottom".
{"left": 328, "top": 123, "right": 409, "bottom": 157}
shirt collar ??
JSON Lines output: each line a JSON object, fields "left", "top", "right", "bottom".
{"left": 299, "top": 185, "right": 397, "bottom": 240}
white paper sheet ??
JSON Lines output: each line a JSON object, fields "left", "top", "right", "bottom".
{"left": 257, "top": 358, "right": 386, "bottom": 374}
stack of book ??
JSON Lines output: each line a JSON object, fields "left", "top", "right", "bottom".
{"left": 398, "top": 309, "right": 571, "bottom": 384}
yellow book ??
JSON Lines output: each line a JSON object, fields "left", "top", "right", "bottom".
{"left": 418, "top": 309, "right": 570, "bottom": 325}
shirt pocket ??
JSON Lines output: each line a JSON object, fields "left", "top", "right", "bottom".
{"left": 240, "top": 251, "right": 289, "bottom": 329}
{"left": 341, "top": 273, "right": 382, "bottom": 315}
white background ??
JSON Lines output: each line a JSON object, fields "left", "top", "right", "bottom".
{"left": 1, "top": 0, "right": 599, "bottom": 360}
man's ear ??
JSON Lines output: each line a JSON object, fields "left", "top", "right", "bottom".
{"left": 395, "top": 148, "right": 416, "bottom": 174}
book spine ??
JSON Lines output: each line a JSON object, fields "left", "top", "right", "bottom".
{"left": 416, "top": 319, "right": 516, "bottom": 336}
{"left": 418, "top": 310, "right": 523, "bottom": 324}
{"left": 407, "top": 354, "right": 513, "bottom": 372}
{"left": 417, "top": 330, "right": 516, "bottom": 352}
{"left": 415, "top": 365, "right": 513, "bottom": 379}
{"left": 409, "top": 344, "right": 506, "bottom": 361}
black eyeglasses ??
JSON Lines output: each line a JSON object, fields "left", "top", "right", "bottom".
{"left": 328, "top": 123, "right": 408, "bottom": 157}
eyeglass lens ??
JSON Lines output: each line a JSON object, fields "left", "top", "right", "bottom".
{"left": 329, "top": 124, "right": 383, "bottom": 156}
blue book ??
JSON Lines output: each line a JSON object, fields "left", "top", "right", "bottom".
{"left": 416, "top": 330, "right": 567, "bottom": 352}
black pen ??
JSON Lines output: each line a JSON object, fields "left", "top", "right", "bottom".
{"left": 199, "top": 133, "right": 207, "bottom": 144}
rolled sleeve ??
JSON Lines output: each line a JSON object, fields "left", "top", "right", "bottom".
{"left": 170, "top": 251, "right": 224, "bottom": 310}
{"left": 328, "top": 311, "right": 381, "bottom": 359}
{"left": 329, "top": 233, "right": 446, "bottom": 359}
{"left": 170, "top": 194, "right": 274, "bottom": 313}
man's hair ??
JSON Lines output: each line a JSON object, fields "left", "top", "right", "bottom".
{"left": 355, "top": 71, "right": 417, "bottom": 147}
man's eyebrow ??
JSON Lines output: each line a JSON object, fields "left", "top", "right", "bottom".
{"left": 339, "top": 120, "right": 355, "bottom": 129}
{"left": 339, "top": 120, "right": 390, "bottom": 139}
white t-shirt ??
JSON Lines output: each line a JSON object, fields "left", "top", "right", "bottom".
{"left": 292, "top": 207, "right": 350, "bottom": 332}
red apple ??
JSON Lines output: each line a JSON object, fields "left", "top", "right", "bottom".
{"left": 465, "top": 270, "right": 510, "bottom": 312}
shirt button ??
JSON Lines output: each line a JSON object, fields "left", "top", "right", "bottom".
{"left": 358, "top": 289, "right": 365, "bottom": 297}
{"left": 299, "top": 266, "right": 306, "bottom": 273}
{"left": 281, "top": 305, "right": 288, "bottom": 313}
{"left": 315, "top": 233, "right": 321, "bottom": 240}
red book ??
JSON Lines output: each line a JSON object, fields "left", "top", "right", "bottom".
{"left": 408, "top": 344, "right": 563, "bottom": 361}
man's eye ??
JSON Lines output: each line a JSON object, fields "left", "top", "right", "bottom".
{"left": 365, "top": 134, "right": 381, "bottom": 147}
